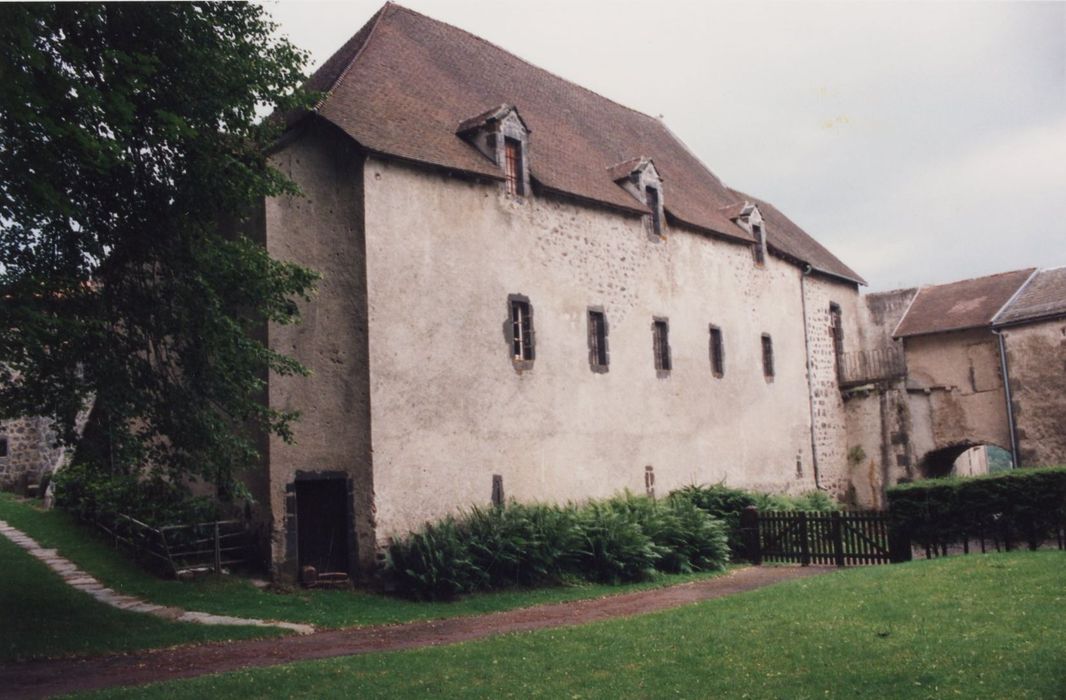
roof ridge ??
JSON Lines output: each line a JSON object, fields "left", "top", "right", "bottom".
{"left": 991, "top": 269, "right": 1039, "bottom": 325}
{"left": 925, "top": 267, "right": 1036, "bottom": 289}
{"left": 890, "top": 285, "right": 926, "bottom": 339}
{"left": 385, "top": 3, "right": 665, "bottom": 127}
{"left": 310, "top": 3, "right": 390, "bottom": 109}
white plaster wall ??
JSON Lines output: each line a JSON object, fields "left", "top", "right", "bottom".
{"left": 265, "top": 124, "right": 375, "bottom": 575}
{"left": 362, "top": 157, "right": 856, "bottom": 541}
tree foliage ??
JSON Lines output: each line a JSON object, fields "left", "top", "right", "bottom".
{"left": 0, "top": 4, "right": 317, "bottom": 499}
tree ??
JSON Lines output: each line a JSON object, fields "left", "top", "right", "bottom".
{"left": 0, "top": 4, "right": 317, "bottom": 505}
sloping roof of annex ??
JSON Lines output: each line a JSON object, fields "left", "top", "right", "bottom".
{"left": 290, "top": 2, "right": 865, "bottom": 286}
{"left": 992, "top": 266, "right": 1066, "bottom": 327}
{"left": 893, "top": 268, "right": 1036, "bottom": 338}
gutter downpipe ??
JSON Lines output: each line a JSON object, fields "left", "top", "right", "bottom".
{"left": 799, "top": 264, "right": 823, "bottom": 490}
{"left": 993, "top": 328, "right": 1020, "bottom": 469}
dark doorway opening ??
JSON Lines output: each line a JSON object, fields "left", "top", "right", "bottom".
{"left": 295, "top": 477, "right": 350, "bottom": 576}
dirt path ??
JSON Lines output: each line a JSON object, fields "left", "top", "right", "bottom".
{"left": 1, "top": 565, "right": 831, "bottom": 699}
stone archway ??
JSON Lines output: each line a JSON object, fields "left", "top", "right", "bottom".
{"left": 918, "top": 442, "right": 1012, "bottom": 480}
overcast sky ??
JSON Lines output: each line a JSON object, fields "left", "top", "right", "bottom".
{"left": 263, "top": 1, "right": 1065, "bottom": 292}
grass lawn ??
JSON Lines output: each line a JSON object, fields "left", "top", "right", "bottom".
{"left": 0, "top": 532, "right": 278, "bottom": 662}
{"left": 0, "top": 494, "right": 728, "bottom": 635}
{"left": 83, "top": 551, "right": 1066, "bottom": 699}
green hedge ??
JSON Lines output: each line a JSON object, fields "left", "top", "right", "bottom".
{"left": 669, "top": 484, "right": 839, "bottom": 560}
{"left": 54, "top": 461, "right": 224, "bottom": 527}
{"left": 385, "top": 492, "right": 729, "bottom": 600}
{"left": 887, "top": 466, "right": 1066, "bottom": 548}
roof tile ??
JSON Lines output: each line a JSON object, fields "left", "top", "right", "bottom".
{"left": 299, "top": 3, "right": 862, "bottom": 283}
{"left": 894, "top": 268, "right": 1035, "bottom": 338}
{"left": 993, "top": 267, "right": 1066, "bottom": 326}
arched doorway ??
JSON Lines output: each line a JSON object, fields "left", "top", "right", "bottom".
{"left": 919, "top": 443, "right": 1013, "bottom": 480}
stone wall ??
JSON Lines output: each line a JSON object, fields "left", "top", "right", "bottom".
{"left": 802, "top": 274, "right": 864, "bottom": 496}
{"left": 1002, "top": 319, "right": 1066, "bottom": 467}
{"left": 840, "top": 288, "right": 917, "bottom": 507}
{"left": 361, "top": 155, "right": 861, "bottom": 543}
{"left": 0, "top": 416, "right": 64, "bottom": 491}
{"left": 902, "top": 328, "right": 1010, "bottom": 460}
{"left": 264, "top": 121, "right": 375, "bottom": 577}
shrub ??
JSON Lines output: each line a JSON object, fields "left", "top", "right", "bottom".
{"left": 385, "top": 492, "right": 730, "bottom": 599}
{"left": 670, "top": 484, "right": 840, "bottom": 560}
{"left": 887, "top": 466, "right": 1066, "bottom": 549}
{"left": 386, "top": 517, "right": 483, "bottom": 600}
{"left": 786, "top": 490, "right": 841, "bottom": 513}
{"left": 463, "top": 503, "right": 584, "bottom": 588}
{"left": 54, "top": 460, "right": 223, "bottom": 527}
{"left": 606, "top": 492, "right": 729, "bottom": 574}
{"left": 577, "top": 499, "right": 663, "bottom": 583}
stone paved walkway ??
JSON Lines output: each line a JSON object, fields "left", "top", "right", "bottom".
{"left": 0, "top": 519, "right": 314, "bottom": 635}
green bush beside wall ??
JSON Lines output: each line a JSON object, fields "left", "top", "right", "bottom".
{"left": 669, "top": 484, "right": 839, "bottom": 559}
{"left": 886, "top": 466, "right": 1066, "bottom": 548}
{"left": 385, "top": 493, "right": 729, "bottom": 600}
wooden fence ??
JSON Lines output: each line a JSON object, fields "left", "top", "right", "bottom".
{"left": 96, "top": 514, "right": 254, "bottom": 578}
{"left": 740, "top": 507, "right": 909, "bottom": 566}
{"left": 907, "top": 518, "right": 1066, "bottom": 560}
{"left": 837, "top": 347, "right": 905, "bottom": 387}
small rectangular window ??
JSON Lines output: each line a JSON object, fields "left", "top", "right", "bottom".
{"left": 510, "top": 297, "right": 534, "bottom": 363}
{"left": 645, "top": 186, "right": 662, "bottom": 235}
{"left": 588, "top": 309, "right": 609, "bottom": 371}
{"left": 504, "top": 137, "right": 524, "bottom": 196}
{"left": 709, "top": 325, "right": 724, "bottom": 377}
{"left": 652, "top": 318, "right": 671, "bottom": 372}
{"left": 761, "top": 333, "right": 775, "bottom": 379}
{"left": 829, "top": 302, "right": 844, "bottom": 371}
{"left": 0, "top": 438, "right": 7, "bottom": 458}
{"left": 752, "top": 224, "right": 766, "bottom": 266}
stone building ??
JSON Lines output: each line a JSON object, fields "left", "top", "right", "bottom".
{"left": 256, "top": 3, "right": 867, "bottom": 580}
{"left": 842, "top": 267, "right": 1066, "bottom": 507}
{"left": 991, "top": 267, "right": 1066, "bottom": 467}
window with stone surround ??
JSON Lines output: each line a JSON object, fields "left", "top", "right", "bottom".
{"left": 709, "top": 325, "right": 725, "bottom": 377}
{"left": 508, "top": 295, "right": 535, "bottom": 369}
{"left": 752, "top": 223, "right": 766, "bottom": 266}
{"left": 646, "top": 185, "right": 662, "bottom": 236}
{"left": 587, "top": 308, "right": 609, "bottom": 372}
{"left": 829, "top": 302, "right": 844, "bottom": 374}
{"left": 504, "top": 137, "right": 525, "bottom": 196}
{"left": 761, "top": 333, "right": 775, "bottom": 380}
{"left": 0, "top": 437, "right": 7, "bottom": 458}
{"left": 652, "top": 318, "right": 672, "bottom": 374}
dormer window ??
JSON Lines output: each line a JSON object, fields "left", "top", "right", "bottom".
{"left": 504, "top": 137, "right": 524, "bottom": 196}
{"left": 608, "top": 156, "right": 664, "bottom": 240}
{"left": 720, "top": 200, "right": 767, "bottom": 268}
{"left": 645, "top": 186, "right": 661, "bottom": 235}
{"left": 752, "top": 223, "right": 766, "bottom": 265}
{"left": 457, "top": 104, "right": 530, "bottom": 198}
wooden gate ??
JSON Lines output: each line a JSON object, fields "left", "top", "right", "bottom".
{"left": 741, "top": 508, "right": 908, "bottom": 566}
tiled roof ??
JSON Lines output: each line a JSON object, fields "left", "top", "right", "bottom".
{"left": 298, "top": 2, "right": 862, "bottom": 284}
{"left": 993, "top": 267, "right": 1066, "bottom": 326}
{"left": 606, "top": 156, "right": 651, "bottom": 183}
{"left": 893, "top": 268, "right": 1036, "bottom": 338}
{"left": 717, "top": 201, "right": 751, "bottom": 222}
{"left": 728, "top": 191, "right": 866, "bottom": 285}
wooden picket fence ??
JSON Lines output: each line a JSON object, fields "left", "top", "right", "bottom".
{"left": 740, "top": 507, "right": 909, "bottom": 566}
